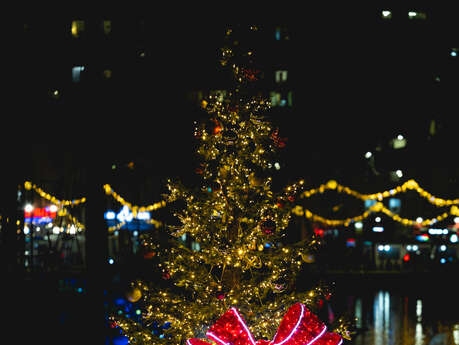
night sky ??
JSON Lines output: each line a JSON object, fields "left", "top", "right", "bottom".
{"left": 13, "top": 17, "right": 458, "bottom": 200}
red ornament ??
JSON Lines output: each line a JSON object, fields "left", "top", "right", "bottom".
{"left": 162, "top": 270, "right": 171, "bottom": 280}
{"left": 271, "top": 128, "right": 288, "bottom": 148}
{"left": 187, "top": 303, "right": 343, "bottom": 345}
{"left": 217, "top": 293, "right": 226, "bottom": 300}
{"left": 287, "top": 195, "right": 295, "bottom": 202}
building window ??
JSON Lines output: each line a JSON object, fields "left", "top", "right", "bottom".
{"left": 408, "top": 11, "right": 427, "bottom": 20}
{"left": 269, "top": 91, "right": 290, "bottom": 107}
{"left": 103, "top": 69, "right": 112, "bottom": 79}
{"left": 391, "top": 135, "right": 407, "bottom": 149}
{"left": 275, "top": 70, "right": 288, "bottom": 83}
{"left": 381, "top": 10, "right": 392, "bottom": 19}
{"left": 287, "top": 91, "right": 293, "bottom": 107}
{"left": 274, "top": 26, "right": 289, "bottom": 40}
{"left": 71, "top": 20, "right": 85, "bottom": 38}
{"left": 102, "top": 20, "right": 112, "bottom": 35}
{"left": 388, "top": 198, "right": 401, "bottom": 213}
{"left": 72, "top": 66, "right": 85, "bottom": 83}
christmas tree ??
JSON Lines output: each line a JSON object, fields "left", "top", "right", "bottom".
{"left": 113, "top": 25, "right": 352, "bottom": 345}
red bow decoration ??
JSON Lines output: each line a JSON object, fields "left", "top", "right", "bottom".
{"left": 187, "top": 303, "right": 343, "bottom": 345}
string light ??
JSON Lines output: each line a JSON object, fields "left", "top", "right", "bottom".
{"left": 299, "top": 179, "right": 459, "bottom": 207}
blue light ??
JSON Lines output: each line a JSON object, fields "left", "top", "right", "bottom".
{"left": 112, "top": 335, "right": 129, "bottom": 345}
{"left": 440, "top": 258, "right": 446, "bottom": 264}
{"left": 264, "top": 243, "right": 271, "bottom": 248}
{"left": 207, "top": 187, "right": 212, "bottom": 193}
{"left": 77, "top": 287, "right": 83, "bottom": 293}
{"left": 159, "top": 334, "right": 165, "bottom": 339}
{"left": 162, "top": 322, "right": 171, "bottom": 329}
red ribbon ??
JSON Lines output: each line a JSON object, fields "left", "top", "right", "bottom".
{"left": 187, "top": 303, "right": 342, "bottom": 345}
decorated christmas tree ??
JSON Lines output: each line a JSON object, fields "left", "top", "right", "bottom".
{"left": 113, "top": 25, "right": 352, "bottom": 345}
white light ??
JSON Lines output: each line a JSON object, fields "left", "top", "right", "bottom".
{"left": 373, "top": 226, "right": 384, "bottom": 232}
{"left": 442, "top": 229, "right": 449, "bottom": 235}
{"left": 49, "top": 205, "right": 58, "bottom": 213}
{"left": 354, "top": 221, "right": 363, "bottom": 230}
{"left": 365, "top": 151, "right": 372, "bottom": 159}
{"left": 382, "top": 10, "right": 391, "bottom": 17}
{"left": 384, "top": 245, "right": 391, "bottom": 252}
{"left": 116, "top": 205, "right": 133, "bottom": 222}
{"left": 395, "top": 170, "right": 403, "bottom": 178}
{"left": 52, "top": 226, "right": 60, "bottom": 235}
{"left": 397, "top": 134, "right": 404, "bottom": 140}
{"left": 36, "top": 227, "right": 40, "bottom": 232}
{"left": 69, "top": 225, "right": 76, "bottom": 235}
{"left": 407, "top": 245, "right": 412, "bottom": 251}
{"left": 440, "top": 245, "right": 447, "bottom": 252}
{"left": 25, "top": 204, "right": 33, "bottom": 213}
{"left": 105, "top": 211, "right": 116, "bottom": 220}
{"left": 454, "top": 217, "right": 459, "bottom": 223}
{"left": 133, "top": 230, "right": 139, "bottom": 237}
{"left": 108, "top": 258, "right": 114, "bottom": 265}
{"left": 375, "top": 216, "right": 381, "bottom": 223}
{"left": 408, "top": 11, "right": 417, "bottom": 17}
{"left": 450, "top": 234, "right": 458, "bottom": 243}
{"left": 23, "top": 226, "right": 30, "bottom": 235}
{"left": 378, "top": 245, "right": 384, "bottom": 251}
{"left": 451, "top": 51, "right": 457, "bottom": 57}
{"left": 274, "top": 162, "right": 281, "bottom": 170}
{"left": 416, "top": 217, "right": 423, "bottom": 223}
{"left": 428, "top": 228, "right": 443, "bottom": 235}
{"left": 137, "top": 211, "right": 151, "bottom": 220}
{"left": 412, "top": 245, "right": 418, "bottom": 251}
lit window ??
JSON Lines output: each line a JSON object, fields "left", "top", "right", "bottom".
{"left": 287, "top": 91, "right": 293, "bottom": 106}
{"left": 270, "top": 91, "right": 281, "bottom": 106}
{"left": 102, "top": 20, "right": 111, "bottom": 35}
{"left": 71, "top": 20, "right": 85, "bottom": 38}
{"left": 381, "top": 10, "right": 392, "bottom": 19}
{"left": 275, "top": 70, "right": 288, "bottom": 83}
{"left": 274, "top": 26, "right": 289, "bottom": 40}
{"left": 388, "top": 198, "right": 401, "bottom": 213}
{"left": 408, "top": 11, "right": 427, "bottom": 20}
{"left": 392, "top": 135, "right": 407, "bottom": 149}
{"left": 103, "top": 69, "right": 112, "bottom": 79}
{"left": 72, "top": 66, "right": 85, "bottom": 83}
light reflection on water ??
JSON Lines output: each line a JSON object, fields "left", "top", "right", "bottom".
{"left": 331, "top": 280, "right": 458, "bottom": 345}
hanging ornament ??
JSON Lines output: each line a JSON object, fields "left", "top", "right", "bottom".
{"left": 260, "top": 219, "right": 276, "bottom": 234}
{"left": 162, "top": 269, "right": 171, "bottom": 280}
{"left": 125, "top": 286, "right": 142, "bottom": 303}
{"left": 143, "top": 251, "right": 156, "bottom": 259}
{"left": 216, "top": 292, "right": 226, "bottom": 300}
{"left": 187, "top": 302, "right": 343, "bottom": 345}
{"left": 271, "top": 128, "right": 288, "bottom": 148}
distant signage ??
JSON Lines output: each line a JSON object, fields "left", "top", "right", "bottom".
{"left": 104, "top": 206, "right": 152, "bottom": 231}
{"left": 24, "top": 206, "right": 57, "bottom": 224}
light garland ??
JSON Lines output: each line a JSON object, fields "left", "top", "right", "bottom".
{"left": 300, "top": 179, "right": 459, "bottom": 207}
{"left": 293, "top": 179, "right": 459, "bottom": 227}
{"left": 23, "top": 180, "right": 166, "bottom": 214}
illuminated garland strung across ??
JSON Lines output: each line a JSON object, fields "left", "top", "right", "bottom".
{"left": 300, "top": 179, "right": 459, "bottom": 207}
{"left": 24, "top": 179, "right": 459, "bottom": 230}
{"left": 293, "top": 179, "right": 459, "bottom": 227}
{"left": 23, "top": 181, "right": 167, "bottom": 213}
{"left": 23, "top": 181, "right": 165, "bottom": 232}
{"left": 292, "top": 203, "right": 458, "bottom": 228}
